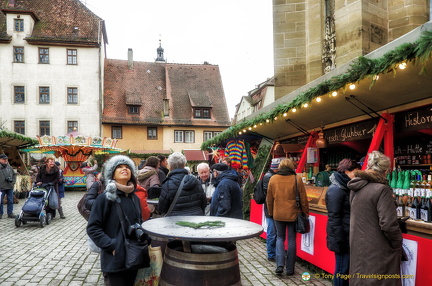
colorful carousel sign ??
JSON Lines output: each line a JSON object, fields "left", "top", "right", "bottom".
{"left": 23, "top": 134, "right": 122, "bottom": 187}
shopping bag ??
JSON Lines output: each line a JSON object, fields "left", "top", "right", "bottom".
{"left": 134, "top": 245, "right": 163, "bottom": 286}
{"left": 48, "top": 189, "right": 59, "bottom": 209}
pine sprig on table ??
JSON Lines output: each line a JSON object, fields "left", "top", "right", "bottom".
{"left": 175, "top": 221, "right": 226, "bottom": 229}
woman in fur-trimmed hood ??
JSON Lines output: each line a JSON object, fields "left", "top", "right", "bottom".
{"left": 348, "top": 151, "right": 402, "bottom": 286}
{"left": 87, "top": 155, "right": 149, "bottom": 286}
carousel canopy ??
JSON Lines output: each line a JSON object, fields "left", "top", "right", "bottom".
{"left": 22, "top": 135, "right": 123, "bottom": 162}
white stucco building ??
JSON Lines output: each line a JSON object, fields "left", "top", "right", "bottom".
{"left": 0, "top": 0, "right": 106, "bottom": 138}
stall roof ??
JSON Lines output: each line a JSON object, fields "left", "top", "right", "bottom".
{"left": 0, "top": 131, "right": 38, "bottom": 149}
{"left": 183, "top": 149, "right": 209, "bottom": 161}
{"left": 202, "top": 22, "right": 432, "bottom": 148}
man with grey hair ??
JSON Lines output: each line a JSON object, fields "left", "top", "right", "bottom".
{"left": 197, "top": 162, "right": 215, "bottom": 215}
{"left": 158, "top": 152, "right": 206, "bottom": 216}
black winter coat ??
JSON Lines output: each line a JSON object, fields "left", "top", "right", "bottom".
{"left": 210, "top": 171, "right": 243, "bottom": 219}
{"left": 87, "top": 190, "right": 142, "bottom": 273}
{"left": 325, "top": 172, "right": 351, "bottom": 253}
{"left": 158, "top": 168, "right": 206, "bottom": 216}
{"left": 262, "top": 169, "right": 276, "bottom": 218}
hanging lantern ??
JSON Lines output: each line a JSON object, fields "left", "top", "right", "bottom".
{"left": 316, "top": 127, "right": 329, "bottom": 148}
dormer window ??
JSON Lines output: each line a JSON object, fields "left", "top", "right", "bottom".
{"left": 194, "top": 108, "right": 211, "bottom": 119}
{"left": 128, "top": 106, "right": 140, "bottom": 114}
{"left": 14, "top": 19, "right": 23, "bottom": 32}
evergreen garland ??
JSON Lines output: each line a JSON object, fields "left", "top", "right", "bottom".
{"left": 201, "top": 30, "right": 432, "bottom": 150}
{"left": 242, "top": 143, "right": 272, "bottom": 220}
{"left": 0, "top": 130, "right": 39, "bottom": 147}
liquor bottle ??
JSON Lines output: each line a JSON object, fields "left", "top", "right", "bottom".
{"left": 409, "top": 172, "right": 418, "bottom": 219}
{"left": 403, "top": 171, "right": 411, "bottom": 217}
{"left": 427, "top": 175, "right": 432, "bottom": 222}
{"left": 415, "top": 174, "right": 423, "bottom": 221}
{"left": 420, "top": 175, "right": 430, "bottom": 222}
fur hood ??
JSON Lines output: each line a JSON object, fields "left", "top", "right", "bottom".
{"left": 103, "top": 155, "right": 136, "bottom": 201}
{"left": 137, "top": 166, "right": 157, "bottom": 182}
{"left": 348, "top": 170, "right": 388, "bottom": 192}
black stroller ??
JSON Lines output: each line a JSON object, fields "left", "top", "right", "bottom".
{"left": 15, "top": 183, "right": 55, "bottom": 228}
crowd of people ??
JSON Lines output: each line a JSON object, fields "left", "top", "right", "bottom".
{"left": 1, "top": 149, "right": 403, "bottom": 285}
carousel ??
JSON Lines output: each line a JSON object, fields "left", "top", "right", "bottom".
{"left": 23, "top": 133, "right": 122, "bottom": 188}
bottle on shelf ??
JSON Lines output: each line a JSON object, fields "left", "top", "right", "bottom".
{"left": 409, "top": 172, "right": 418, "bottom": 219}
{"left": 420, "top": 174, "right": 430, "bottom": 222}
{"left": 415, "top": 174, "right": 423, "bottom": 221}
{"left": 426, "top": 175, "right": 432, "bottom": 223}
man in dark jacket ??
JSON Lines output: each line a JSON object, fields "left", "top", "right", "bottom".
{"left": 0, "top": 154, "right": 16, "bottom": 218}
{"left": 262, "top": 158, "right": 281, "bottom": 262}
{"left": 210, "top": 163, "right": 243, "bottom": 219}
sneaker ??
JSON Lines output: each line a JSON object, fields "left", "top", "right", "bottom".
{"left": 60, "top": 216, "right": 66, "bottom": 219}
{"left": 268, "top": 257, "right": 276, "bottom": 262}
{"left": 275, "top": 266, "right": 283, "bottom": 275}
{"left": 286, "top": 271, "right": 294, "bottom": 276}
{"left": 8, "top": 213, "right": 15, "bottom": 218}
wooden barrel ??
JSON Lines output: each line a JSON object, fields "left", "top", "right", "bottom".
{"left": 159, "top": 240, "right": 241, "bottom": 286}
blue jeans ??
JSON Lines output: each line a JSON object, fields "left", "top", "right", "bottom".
{"left": 334, "top": 251, "right": 350, "bottom": 286}
{"left": 266, "top": 217, "right": 276, "bottom": 259}
{"left": 274, "top": 220, "right": 296, "bottom": 273}
{"left": 0, "top": 189, "right": 14, "bottom": 215}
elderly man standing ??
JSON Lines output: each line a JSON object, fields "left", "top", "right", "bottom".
{"left": 197, "top": 162, "right": 216, "bottom": 215}
{"left": 210, "top": 163, "right": 243, "bottom": 219}
{"left": 0, "top": 154, "right": 16, "bottom": 218}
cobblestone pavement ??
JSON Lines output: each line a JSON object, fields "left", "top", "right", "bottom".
{"left": 0, "top": 191, "right": 332, "bottom": 285}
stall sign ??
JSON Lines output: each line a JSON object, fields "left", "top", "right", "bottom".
{"left": 282, "top": 135, "right": 309, "bottom": 146}
{"left": 395, "top": 104, "right": 432, "bottom": 133}
{"left": 323, "top": 119, "right": 377, "bottom": 144}
{"left": 307, "top": 147, "right": 318, "bottom": 163}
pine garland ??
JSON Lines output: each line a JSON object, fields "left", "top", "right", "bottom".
{"left": 175, "top": 221, "right": 226, "bottom": 229}
{"left": 200, "top": 30, "right": 432, "bottom": 150}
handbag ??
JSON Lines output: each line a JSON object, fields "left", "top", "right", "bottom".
{"left": 164, "top": 175, "right": 188, "bottom": 217}
{"left": 294, "top": 175, "right": 310, "bottom": 234}
{"left": 147, "top": 184, "right": 162, "bottom": 199}
{"left": 134, "top": 245, "right": 163, "bottom": 286}
{"left": 115, "top": 199, "right": 150, "bottom": 269}
{"left": 48, "top": 188, "right": 59, "bottom": 209}
{"left": 77, "top": 193, "right": 91, "bottom": 221}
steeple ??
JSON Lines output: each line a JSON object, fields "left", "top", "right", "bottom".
{"left": 155, "top": 39, "right": 166, "bottom": 63}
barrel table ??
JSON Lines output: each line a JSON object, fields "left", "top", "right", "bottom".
{"left": 141, "top": 216, "right": 263, "bottom": 286}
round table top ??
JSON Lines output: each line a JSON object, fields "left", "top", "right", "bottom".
{"left": 141, "top": 216, "right": 263, "bottom": 242}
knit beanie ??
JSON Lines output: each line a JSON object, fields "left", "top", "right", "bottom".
{"left": 103, "top": 155, "right": 136, "bottom": 201}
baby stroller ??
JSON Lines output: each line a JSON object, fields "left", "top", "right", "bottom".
{"left": 15, "top": 183, "right": 54, "bottom": 228}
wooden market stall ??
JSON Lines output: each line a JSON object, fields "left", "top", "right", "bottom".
{"left": 203, "top": 23, "right": 432, "bottom": 285}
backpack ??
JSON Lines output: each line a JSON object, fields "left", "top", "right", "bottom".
{"left": 253, "top": 179, "right": 266, "bottom": 204}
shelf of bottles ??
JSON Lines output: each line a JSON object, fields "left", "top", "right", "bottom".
{"left": 391, "top": 169, "right": 432, "bottom": 223}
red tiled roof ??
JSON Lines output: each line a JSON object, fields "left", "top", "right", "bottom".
{"left": 183, "top": 149, "right": 209, "bottom": 161}
{"left": 0, "top": 0, "right": 103, "bottom": 45}
{"left": 103, "top": 60, "right": 231, "bottom": 127}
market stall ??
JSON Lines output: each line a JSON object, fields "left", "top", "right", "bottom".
{"left": 202, "top": 23, "right": 432, "bottom": 285}
{"left": 0, "top": 130, "right": 38, "bottom": 196}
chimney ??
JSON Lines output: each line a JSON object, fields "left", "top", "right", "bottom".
{"left": 128, "top": 48, "right": 133, "bottom": 70}
{"left": 9, "top": 0, "right": 15, "bottom": 7}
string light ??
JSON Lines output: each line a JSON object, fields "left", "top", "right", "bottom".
{"left": 274, "top": 117, "right": 278, "bottom": 120}
{"left": 373, "top": 75, "right": 379, "bottom": 80}
{"left": 292, "top": 108, "right": 297, "bottom": 112}
{"left": 399, "top": 62, "right": 407, "bottom": 69}
{"left": 266, "top": 119, "right": 270, "bottom": 123}
{"left": 243, "top": 129, "right": 246, "bottom": 132}
{"left": 259, "top": 123, "right": 263, "bottom": 126}
{"left": 253, "top": 125, "right": 257, "bottom": 128}
{"left": 303, "top": 103, "right": 309, "bottom": 108}
{"left": 332, "top": 91, "right": 338, "bottom": 97}
{"left": 349, "top": 84, "right": 356, "bottom": 90}
{"left": 239, "top": 131, "right": 242, "bottom": 135}
{"left": 316, "top": 97, "right": 322, "bottom": 102}
{"left": 283, "top": 113, "right": 287, "bottom": 117}
{"left": 248, "top": 127, "right": 252, "bottom": 130}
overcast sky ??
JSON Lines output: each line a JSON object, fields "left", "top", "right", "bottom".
{"left": 81, "top": 0, "right": 274, "bottom": 118}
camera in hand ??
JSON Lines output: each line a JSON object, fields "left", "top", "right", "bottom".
{"left": 127, "top": 223, "right": 148, "bottom": 242}
{"left": 6, "top": 177, "right": 13, "bottom": 183}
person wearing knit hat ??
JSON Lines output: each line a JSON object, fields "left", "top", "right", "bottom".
{"left": 270, "top": 158, "right": 282, "bottom": 170}
{"left": 87, "top": 155, "right": 149, "bottom": 285}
